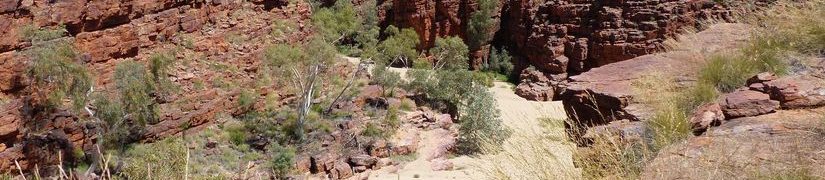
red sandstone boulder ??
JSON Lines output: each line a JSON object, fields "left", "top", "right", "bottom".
{"left": 331, "top": 160, "right": 353, "bottom": 179}
{"left": 689, "top": 103, "right": 725, "bottom": 134}
{"left": 720, "top": 90, "right": 779, "bottom": 118}
{"left": 761, "top": 75, "right": 825, "bottom": 109}
{"left": 430, "top": 157, "right": 454, "bottom": 171}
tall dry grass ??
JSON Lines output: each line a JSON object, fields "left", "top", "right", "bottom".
{"left": 477, "top": 117, "right": 580, "bottom": 179}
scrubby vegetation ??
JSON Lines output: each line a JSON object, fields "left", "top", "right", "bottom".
{"left": 18, "top": 25, "right": 67, "bottom": 42}
{"left": 25, "top": 41, "right": 92, "bottom": 113}
{"left": 431, "top": 36, "right": 470, "bottom": 70}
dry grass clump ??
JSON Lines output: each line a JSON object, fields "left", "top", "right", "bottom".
{"left": 478, "top": 118, "right": 579, "bottom": 179}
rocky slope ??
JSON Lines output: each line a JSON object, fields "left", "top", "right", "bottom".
{"left": 0, "top": 0, "right": 312, "bottom": 173}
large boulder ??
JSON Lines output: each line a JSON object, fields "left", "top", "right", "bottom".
{"left": 561, "top": 23, "right": 752, "bottom": 141}
{"left": 643, "top": 108, "right": 825, "bottom": 179}
{"left": 761, "top": 75, "right": 825, "bottom": 109}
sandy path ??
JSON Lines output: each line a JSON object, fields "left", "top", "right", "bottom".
{"left": 342, "top": 57, "right": 575, "bottom": 179}
{"left": 368, "top": 81, "right": 575, "bottom": 179}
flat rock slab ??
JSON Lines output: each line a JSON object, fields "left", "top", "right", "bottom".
{"left": 562, "top": 23, "right": 753, "bottom": 128}
{"left": 643, "top": 108, "right": 825, "bottom": 179}
{"left": 720, "top": 90, "right": 779, "bottom": 118}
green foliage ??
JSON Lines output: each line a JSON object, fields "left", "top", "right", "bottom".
{"left": 361, "top": 122, "right": 384, "bottom": 138}
{"left": 26, "top": 42, "right": 92, "bottom": 112}
{"left": 371, "top": 65, "right": 402, "bottom": 96}
{"left": 431, "top": 36, "right": 470, "bottom": 70}
{"left": 458, "top": 85, "right": 510, "bottom": 153}
{"left": 698, "top": 53, "right": 753, "bottom": 93}
{"left": 120, "top": 138, "right": 188, "bottom": 180}
{"left": 93, "top": 93, "right": 131, "bottom": 150}
{"left": 484, "top": 48, "right": 513, "bottom": 76}
{"left": 269, "top": 143, "right": 296, "bottom": 179}
{"left": 18, "top": 25, "right": 67, "bottom": 42}
{"left": 466, "top": 0, "right": 498, "bottom": 49}
{"left": 312, "top": 0, "right": 360, "bottom": 43}
{"left": 149, "top": 52, "right": 176, "bottom": 94}
{"left": 225, "top": 122, "right": 247, "bottom": 146}
{"left": 237, "top": 90, "right": 257, "bottom": 111}
{"left": 378, "top": 25, "right": 420, "bottom": 67}
{"left": 114, "top": 61, "right": 157, "bottom": 125}
{"left": 272, "top": 19, "right": 298, "bottom": 38}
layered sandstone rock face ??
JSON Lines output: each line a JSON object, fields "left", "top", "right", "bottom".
{"left": 0, "top": 0, "right": 311, "bottom": 173}
{"left": 504, "top": 0, "right": 732, "bottom": 100}
{"left": 384, "top": 0, "right": 501, "bottom": 68}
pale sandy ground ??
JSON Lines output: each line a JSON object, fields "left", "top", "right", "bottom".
{"left": 368, "top": 82, "right": 576, "bottom": 180}
{"left": 342, "top": 57, "right": 576, "bottom": 179}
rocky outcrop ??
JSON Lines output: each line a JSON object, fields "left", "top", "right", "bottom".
{"left": 719, "top": 90, "right": 779, "bottom": 118}
{"left": 560, "top": 23, "right": 751, "bottom": 139}
{"left": 506, "top": 0, "right": 736, "bottom": 100}
{"left": 643, "top": 108, "right": 825, "bottom": 179}
{"left": 0, "top": 0, "right": 313, "bottom": 174}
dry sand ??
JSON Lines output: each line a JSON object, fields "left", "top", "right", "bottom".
{"left": 368, "top": 82, "right": 576, "bottom": 180}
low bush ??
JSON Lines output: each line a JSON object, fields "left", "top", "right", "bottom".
{"left": 120, "top": 138, "right": 188, "bottom": 179}
{"left": 268, "top": 143, "right": 296, "bottom": 179}
{"left": 114, "top": 61, "right": 157, "bottom": 125}
{"left": 26, "top": 42, "right": 92, "bottom": 112}
{"left": 371, "top": 65, "right": 402, "bottom": 97}
{"left": 18, "top": 25, "right": 66, "bottom": 42}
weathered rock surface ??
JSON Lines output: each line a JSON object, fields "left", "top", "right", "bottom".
{"left": 561, "top": 23, "right": 751, "bottom": 139}
{"left": 643, "top": 108, "right": 825, "bottom": 179}
{"left": 508, "top": 0, "right": 738, "bottom": 100}
{"left": 719, "top": 90, "right": 779, "bottom": 118}
{"left": 760, "top": 75, "right": 825, "bottom": 109}
{"left": 514, "top": 67, "right": 566, "bottom": 101}
{"left": 689, "top": 103, "right": 724, "bottom": 134}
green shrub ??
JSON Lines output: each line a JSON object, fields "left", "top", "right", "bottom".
{"left": 92, "top": 93, "right": 132, "bottom": 150}
{"left": 225, "top": 122, "right": 247, "bottom": 146}
{"left": 384, "top": 106, "right": 401, "bottom": 130}
{"left": 485, "top": 48, "right": 513, "bottom": 77}
{"left": 457, "top": 85, "right": 510, "bottom": 153}
{"left": 237, "top": 90, "right": 257, "bottom": 111}
{"left": 120, "top": 138, "right": 188, "bottom": 180}
{"left": 698, "top": 53, "right": 754, "bottom": 93}
{"left": 430, "top": 36, "right": 470, "bottom": 70}
{"left": 269, "top": 143, "right": 296, "bottom": 179}
{"left": 361, "top": 122, "right": 384, "bottom": 138}
{"left": 26, "top": 42, "right": 92, "bottom": 112}
{"left": 115, "top": 61, "right": 157, "bottom": 125}
{"left": 371, "top": 65, "right": 402, "bottom": 97}
{"left": 148, "top": 52, "right": 176, "bottom": 94}
{"left": 312, "top": 0, "right": 360, "bottom": 43}
{"left": 18, "top": 25, "right": 66, "bottom": 42}
{"left": 378, "top": 25, "right": 420, "bottom": 67}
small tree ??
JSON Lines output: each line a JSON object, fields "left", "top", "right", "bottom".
{"left": 312, "top": 0, "right": 360, "bottom": 43}
{"left": 484, "top": 47, "right": 513, "bottom": 76}
{"left": 378, "top": 25, "right": 420, "bottom": 67}
{"left": 371, "top": 65, "right": 402, "bottom": 97}
{"left": 458, "top": 85, "right": 510, "bottom": 153}
{"left": 25, "top": 42, "right": 92, "bottom": 114}
{"left": 431, "top": 36, "right": 470, "bottom": 70}
{"left": 466, "top": 0, "right": 498, "bottom": 50}
{"left": 263, "top": 38, "right": 336, "bottom": 141}
{"left": 114, "top": 61, "right": 157, "bottom": 126}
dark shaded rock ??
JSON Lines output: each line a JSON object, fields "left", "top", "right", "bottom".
{"left": 348, "top": 154, "right": 377, "bottom": 167}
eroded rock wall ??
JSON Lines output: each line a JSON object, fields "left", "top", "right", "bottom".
{"left": 0, "top": 0, "right": 311, "bottom": 173}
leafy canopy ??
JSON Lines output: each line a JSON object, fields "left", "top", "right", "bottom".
{"left": 431, "top": 36, "right": 470, "bottom": 70}
{"left": 312, "top": 0, "right": 361, "bottom": 43}
{"left": 378, "top": 25, "right": 420, "bottom": 67}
